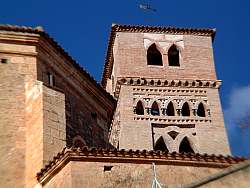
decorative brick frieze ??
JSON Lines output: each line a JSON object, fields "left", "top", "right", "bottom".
{"left": 133, "top": 117, "right": 212, "bottom": 123}
{"left": 120, "top": 77, "right": 221, "bottom": 88}
{"left": 133, "top": 87, "right": 207, "bottom": 94}
{"left": 114, "top": 78, "right": 221, "bottom": 98}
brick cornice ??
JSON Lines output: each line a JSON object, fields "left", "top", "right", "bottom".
{"left": 114, "top": 77, "right": 222, "bottom": 98}
{"left": 101, "top": 24, "right": 216, "bottom": 88}
{"left": 37, "top": 146, "right": 247, "bottom": 185}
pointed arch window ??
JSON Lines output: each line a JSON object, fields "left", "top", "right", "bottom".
{"left": 135, "top": 100, "right": 144, "bottom": 115}
{"left": 168, "top": 45, "right": 180, "bottom": 66}
{"left": 197, "top": 103, "right": 206, "bottom": 117}
{"left": 154, "top": 136, "right": 169, "bottom": 152}
{"left": 181, "top": 102, "right": 190, "bottom": 116}
{"left": 179, "top": 137, "right": 194, "bottom": 153}
{"left": 147, "top": 44, "right": 163, "bottom": 66}
{"left": 151, "top": 101, "right": 160, "bottom": 116}
{"left": 166, "top": 101, "right": 175, "bottom": 116}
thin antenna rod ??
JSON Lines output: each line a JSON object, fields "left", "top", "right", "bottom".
{"left": 151, "top": 162, "right": 163, "bottom": 188}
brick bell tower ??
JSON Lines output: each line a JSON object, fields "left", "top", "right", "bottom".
{"left": 102, "top": 24, "right": 231, "bottom": 155}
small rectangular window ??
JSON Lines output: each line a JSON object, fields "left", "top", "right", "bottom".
{"left": 104, "top": 165, "right": 113, "bottom": 172}
{"left": 1, "top": 59, "right": 9, "bottom": 64}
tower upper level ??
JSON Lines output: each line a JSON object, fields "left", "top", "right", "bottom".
{"left": 102, "top": 24, "right": 217, "bottom": 94}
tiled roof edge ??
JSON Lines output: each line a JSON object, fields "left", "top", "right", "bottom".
{"left": 101, "top": 23, "right": 216, "bottom": 88}
{"left": 112, "top": 24, "right": 216, "bottom": 36}
{"left": 37, "top": 146, "right": 247, "bottom": 182}
{"left": 183, "top": 159, "right": 250, "bottom": 188}
{"left": 0, "top": 24, "right": 115, "bottom": 103}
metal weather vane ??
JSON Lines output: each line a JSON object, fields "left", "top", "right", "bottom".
{"left": 138, "top": 0, "right": 157, "bottom": 23}
{"left": 139, "top": 3, "right": 157, "bottom": 12}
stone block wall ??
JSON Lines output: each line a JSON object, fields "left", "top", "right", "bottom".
{"left": 19, "top": 78, "right": 66, "bottom": 188}
{"left": 0, "top": 29, "right": 115, "bottom": 187}
{"left": 44, "top": 161, "right": 222, "bottom": 188}
{"left": 0, "top": 34, "right": 38, "bottom": 187}
{"left": 25, "top": 79, "right": 44, "bottom": 188}
{"left": 36, "top": 40, "right": 114, "bottom": 148}
{"left": 42, "top": 86, "right": 66, "bottom": 164}
{"left": 198, "top": 161, "right": 250, "bottom": 188}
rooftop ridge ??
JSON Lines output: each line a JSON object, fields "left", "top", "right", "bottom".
{"left": 112, "top": 23, "right": 216, "bottom": 35}
{"left": 37, "top": 146, "right": 247, "bottom": 183}
{"left": 0, "top": 24, "right": 115, "bottom": 103}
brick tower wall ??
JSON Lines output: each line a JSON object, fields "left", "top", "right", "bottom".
{"left": 106, "top": 32, "right": 217, "bottom": 94}
{"left": 108, "top": 31, "right": 230, "bottom": 155}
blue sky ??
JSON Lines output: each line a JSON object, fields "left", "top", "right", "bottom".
{"left": 1, "top": 0, "right": 250, "bottom": 156}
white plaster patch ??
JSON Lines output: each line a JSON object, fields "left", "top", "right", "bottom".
{"left": 143, "top": 33, "right": 184, "bottom": 50}
{"left": 164, "top": 34, "right": 183, "bottom": 42}
{"left": 144, "top": 39, "right": 153, "bottom": 49}
{"left": 26, "top": 81, "right": 43, "bottom": 100}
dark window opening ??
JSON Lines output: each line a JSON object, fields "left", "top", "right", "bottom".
{"left": 47, "top": 73, "right": 55, "bottom": 86}
{"left": 147, "top": 44, "right": 163, "bottom": 66}
{"left": 166, "top": 102, "right": 175, "bottom": 116}
{"left": 197, "top": 103, "right": 206, "bottom": 117}
{"left": 181, "top": 102, "right": 190, "bottom": 116}
{"left": 91, "top": 112, "right": 97, "bottom": 119}
{"left": 168, "top": 45, "right": 180, "bottom": 66}
{"left": 104, "top": 165, "right": 113, "bottom": 172}
{"left": 1, "top": 58, "right": 9, "bottom": 64}
{"left": 179, "top": 137, "right": 194, "bottom": 153}
{"left": 154, "top": 136, "right": 169, "bottom": 152}
{"left": 135, "top": 101, "right": 144, "bottom": 115}
{"left": 151, "top": 101, "right": 160, "bottom": 116}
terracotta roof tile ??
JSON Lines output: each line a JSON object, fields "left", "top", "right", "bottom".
{"left": 37, "top": 146, "right": 247, "bottom": 182}
{"left": 101, "top": 24, "right": 216, "bottom": 88}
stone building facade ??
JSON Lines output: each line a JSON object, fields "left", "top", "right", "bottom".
{"left": 105, "top": 24, "right": 230, "bottom": 155}
{"left": 0, "top": 24, "right": 247, "bottom": 188}
{"left": 0, "top": 25, "right": 115, "bottom": 188}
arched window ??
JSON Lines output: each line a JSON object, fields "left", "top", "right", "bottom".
{"left": 179, "top": 137, "right": 194, "bottom": 153}
{"left": 168, "top": 45, "right": 180, "bottom": 66}
{"left": 166, "top": 101, "right": 175, "bottom": 116}
{"left": 151, "top": 101, "right": 160, "bottom": 116}
{"left": 181, "top": 102, "right": 190, "bottom": 116}
{"left": 135, "top": 100, "right": 144, "bottom": 115}
{"left": 154, "top": 136, "right": 169, "bottom": 152}
{"left": 197, "top": 103, "right": 206, "bottom": 117}
{"left": 147, "top": 44, "right": 163, "bottom": 66}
